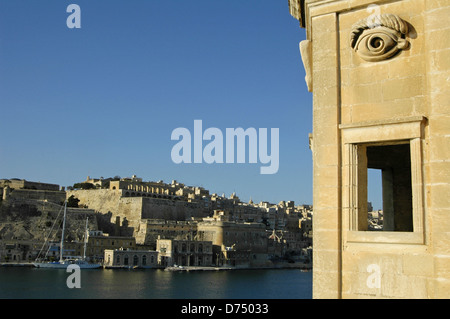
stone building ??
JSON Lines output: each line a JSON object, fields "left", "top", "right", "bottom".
{"left": 0, "top": 179, "right": 60, "bottom": 192}
{"left": 289, "top": 0, "right": 450, "bottom": 298}
{"left": 86, "top": 233, "right": 136, "bottom": 261}
{"left": 104, "top": 249, "right": 159, "bottom": 268}
{"left": 0, "top": 242, "right": 24, "bottom": 262}
{"left": 196, "top": 216, "right": 269, "bottom": 267}
{"left": 1, "top": 178, "right": 65, "bottom": 204}
{"left": 156, "top": 238, "right": 213, "bottom": 267}
{"left": 135, "top": 219, "right": 198, "bottom": 246}
{"left": 108, "top": 175, "right": 187, "bottom": 200}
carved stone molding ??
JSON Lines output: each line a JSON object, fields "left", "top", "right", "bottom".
{"left": 299, "top": 40, "right": 313, "bottom": 92}
{"left": 350, "top": 14, "right": 410, "bottom": 62}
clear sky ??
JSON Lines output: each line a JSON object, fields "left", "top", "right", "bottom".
{"left": 0, "top": 0, "right": 315, "bottom": 206}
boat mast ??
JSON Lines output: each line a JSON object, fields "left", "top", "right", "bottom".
{"left": 59, "top": 201, "right": 67, "bottom": 263}
{"left": 83, "top": 217, "right": 89, "bottom": 260}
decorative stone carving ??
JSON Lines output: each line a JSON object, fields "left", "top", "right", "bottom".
{"left": 350, "top": 14, "right": 409, "bottom": 62}
{"left": 299, "top": 40, "right": 313, "bottom": 92}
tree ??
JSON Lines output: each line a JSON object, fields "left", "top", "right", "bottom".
{"left": 67, "top": 195, "right": 80, "bottom": 208}
{"left": 72, "top": 182, "right": 95, "bottom": 190}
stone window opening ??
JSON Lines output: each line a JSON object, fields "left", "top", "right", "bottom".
{"left": 358, "top": 142, "right": 413, "bottom": 232}
{"left": 341, "top": 116, "right": 426, "bottom": 244}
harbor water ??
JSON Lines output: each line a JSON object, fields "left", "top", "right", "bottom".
{"left": 0, "top": 267, "right": 312, "bottom": 299}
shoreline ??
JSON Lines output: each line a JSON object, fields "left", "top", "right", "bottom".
{"left": 1, "top": 262, "right": 312, "bottom": 271}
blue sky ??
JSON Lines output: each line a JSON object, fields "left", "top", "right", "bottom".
{"left": 0, "top": 0, "right": 314, "bottom": 206}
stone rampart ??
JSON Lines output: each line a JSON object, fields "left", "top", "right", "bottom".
{"left": 7, "top": 189, "right": 66, "bottom": 205}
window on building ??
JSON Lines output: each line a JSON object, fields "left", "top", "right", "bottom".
{"left": 356, "top": 142, "right": 413, "bottom": 232}
{"left": 142, "top": 255, "right": 147, "bottom": 265}
{"left": 368, "top": 144, "right": 412, "bottom": 231}
{"left": 341, "top": 117, "right": 426, "bottom": 244}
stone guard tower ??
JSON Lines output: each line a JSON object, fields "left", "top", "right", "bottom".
{"left": 289, "top": 0, "right": 450, "bottom": 298}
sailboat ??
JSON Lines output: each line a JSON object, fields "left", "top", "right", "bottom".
{"left": 33, "top": 201, "right": 101, "bottom": 269}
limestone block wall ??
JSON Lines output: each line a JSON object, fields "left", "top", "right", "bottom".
{"left": 291, "top": 0, "right": 450, "bottom": 298}
{"left": 141, "top": 197, "right": 203, "bottom": 220}
{"left": 116, "top": 197, "right": 145, "bottom": 236}
{"left": 68, "top": 189, "right": 208, "bottom": 241}
{"left": 67, "top": 189, "right": 123, "bottom": 216}
{"left": 310, "top": 10, "right": 342, "bottom": 299}
{"left": 8, "top": 189, "right": 66, "bottom": 205}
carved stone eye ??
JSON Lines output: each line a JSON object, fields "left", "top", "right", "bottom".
{"left": 354, "top": 27, "right": 408, "bottom": 62}
{"left": 350, "top": 14, "right": 410, "bottom": 62}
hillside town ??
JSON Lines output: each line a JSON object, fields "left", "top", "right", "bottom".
{"left": 0, "top": 176, "right": 313, "bottom": 270}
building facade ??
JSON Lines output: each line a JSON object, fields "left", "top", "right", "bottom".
{"left": 104, "top": 249, "right": 159, "bottom": 268}
{"left": 156, "top": 238, "right": 213, "bottom": 267}
{"left": 86, "top": 234, "right": 136, "bottom": 261}
{"left": 0, "top": 179, "right": 60, "bottom": 191}
{"left": 289, "top": 0, "right": 450, "bottom": 298}
{"left": 197, "top": 217, "right": 269, "bottom": 267}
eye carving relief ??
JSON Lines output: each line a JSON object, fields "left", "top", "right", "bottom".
{"left": 350, "top": 14, "right": 410, "bottom": 62}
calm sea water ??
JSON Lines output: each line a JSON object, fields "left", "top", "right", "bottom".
{"left": 0, "top": 267, "right": 312, "bottom": 299}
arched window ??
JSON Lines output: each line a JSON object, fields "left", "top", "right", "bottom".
{"left": 142, "top": 255, "right": 147, "bottom": 266}
{"left": 124, "top": 255, "right": 129, "bottom": 265}
{"left": 133, "top": 255, "right": 139, "bottom": 266}
{"left": 198, "top": 244, "right": 203, "bottom": 252}
{"left": 116, "top": 255, "right": 120, "bottom": 264}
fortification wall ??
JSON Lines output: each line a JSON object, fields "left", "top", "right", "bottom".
{"left": 141, "top": 197, "right": 204, "bottom": 220}
{"left": 7, "top": 189, "right": 66, "bottom": 204}
{"left": 67, "top": 189, "right": 206, "bottom": 240}
{"left": 67, "top": 189, "right": 123, "bottom": 215}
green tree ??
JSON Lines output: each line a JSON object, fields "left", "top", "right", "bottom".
{"left": 72, "top": 182, "right": 96, "bottom": 190}
{"left": 67, "top": 195, "right": 80, "bottom": 208}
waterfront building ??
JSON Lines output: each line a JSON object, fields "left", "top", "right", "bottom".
{"left": 197, "top": 215, "right": 269, "bottom": 267}
{"left": 156, "top": 238, "right": 213, "bottom": 267}
{"left": 289, "top": 0, "right": 450, "bottom": 298}
{"left": 0, "top": 242, "right": 24, "bottom": 262}
{"left": 86, "top": 233, "right": 136, "bottom": 261}
{"left": 135, "top": 219, "right": 198, "bottom": 247}
{"left": 104, "top": 248, "right": 159, "bottom": 268}
{"left": 220, "top": 245, "right": 251, "bottom": 267}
